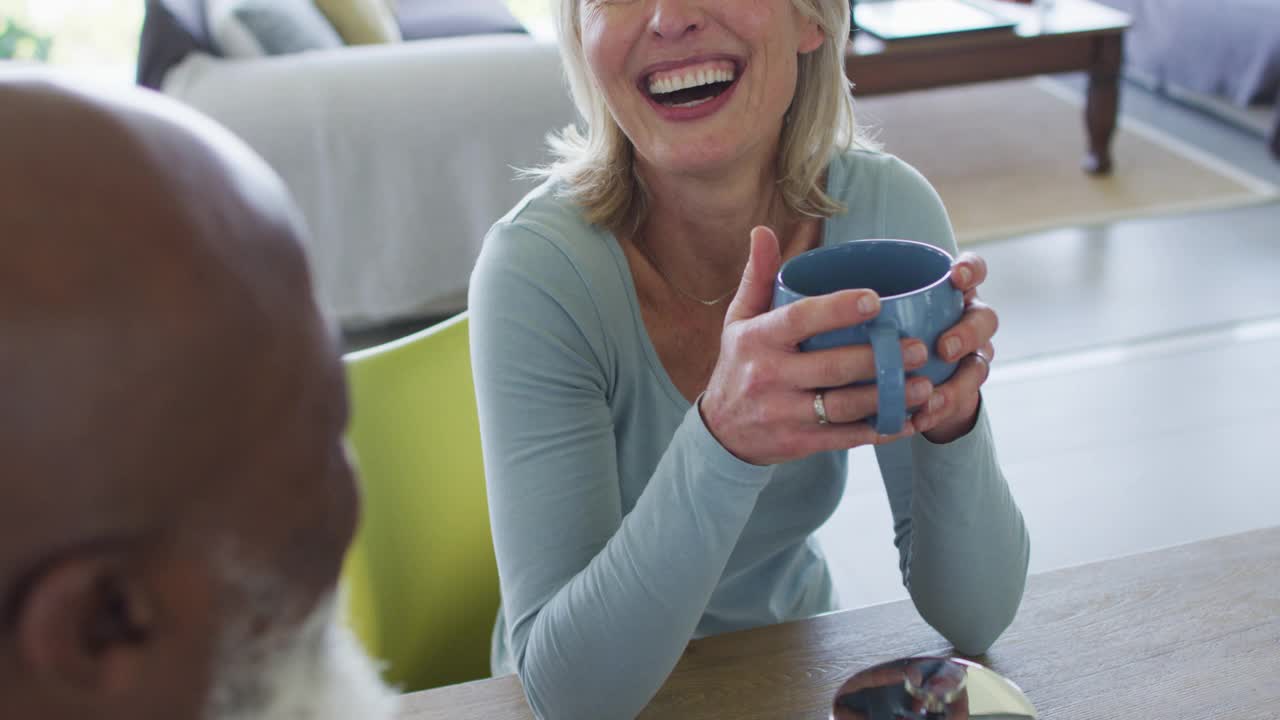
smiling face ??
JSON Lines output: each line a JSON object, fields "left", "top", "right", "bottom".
{"left": 579, "top": 0, "right": 825, "bottom": 180}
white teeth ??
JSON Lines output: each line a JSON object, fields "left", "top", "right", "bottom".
{"left": 672, "top": 96, "right": 715, "bottom": 109}
{"left": 647, "top": 65, "right": 737, "bottom": 95}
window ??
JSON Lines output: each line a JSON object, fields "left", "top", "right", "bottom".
{"left": 507, "top": 0, "right": 554, "bottom": 37}
{"left": 0, "top": 0, "right": 554, "bottom": 85}
{"left": 0, "top": 0, "right": 142, "bottom": 83}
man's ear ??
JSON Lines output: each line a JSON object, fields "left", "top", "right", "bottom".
{"left": 14, "top": 551, "right": 157, "bottom": 701}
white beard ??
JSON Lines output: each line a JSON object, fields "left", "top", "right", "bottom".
{"left": 204, "top": 591, "right": 400, "bottom": 720}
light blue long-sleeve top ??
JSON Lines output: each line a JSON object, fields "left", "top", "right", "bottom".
{"left": 468, "top": 149, "right": 1030, "bottom": 720}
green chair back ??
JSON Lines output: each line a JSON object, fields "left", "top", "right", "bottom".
{"left": 341, "top": 313, "right": 498, "bottom": 692}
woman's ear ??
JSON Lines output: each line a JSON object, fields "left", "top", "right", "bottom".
{"left": 15, "top": 552, "right": 157, "bottom": 702}
{"left": 797, "top": 14, "right": 826, "bottom": 55}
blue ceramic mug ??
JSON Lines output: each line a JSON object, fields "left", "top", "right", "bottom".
{"left": 772, "top": 239, "right": 964, "bottom": 435}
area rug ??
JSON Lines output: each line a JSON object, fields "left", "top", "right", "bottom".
{"left": 853, "top": 78, "right": 1279, "bottom": 244}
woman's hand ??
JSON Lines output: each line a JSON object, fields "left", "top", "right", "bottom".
{"left": 700, "top": 227, "right": 926, "bottom": 466}
{"left": 911, "top": 252, "right": 999, "bottom": 444}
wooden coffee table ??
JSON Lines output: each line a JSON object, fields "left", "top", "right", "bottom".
{"left": 846, "top": 0, "right": 1131, "bottom": 174}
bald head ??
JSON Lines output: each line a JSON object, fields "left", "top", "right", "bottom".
{"left": 0, "top": 67, "right": 322, "bottom": 554}
{"left": 3, "top": 70, "right": 302, "bottom": 521}
{"left": 0, "top": 71, "right": 374, "bottom": 720}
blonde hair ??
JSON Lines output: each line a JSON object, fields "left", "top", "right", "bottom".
{"left": 543, "top": 0, "right": 869, "bottom": 236}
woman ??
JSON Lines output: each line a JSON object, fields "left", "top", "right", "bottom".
{"left": 469, "top": 1, "right": 1030, "bottom": 718}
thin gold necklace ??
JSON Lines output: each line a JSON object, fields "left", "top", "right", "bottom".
{"left": 635, "top": 239, "right": 742, "bottom": 307}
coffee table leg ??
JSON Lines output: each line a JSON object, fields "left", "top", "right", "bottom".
{"left": 1084, "top": 36, "right": 1123, "bottom": 175}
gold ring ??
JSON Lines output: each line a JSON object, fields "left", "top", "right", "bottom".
{"left": 814, "top": 391, "right": 830, "bottom": 425}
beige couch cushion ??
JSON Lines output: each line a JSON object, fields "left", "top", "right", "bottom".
{"left": 313, "top": 0, "right": 401, "bottom": 45}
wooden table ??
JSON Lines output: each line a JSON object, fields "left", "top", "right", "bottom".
{"left": 845, "top": 0, "right": 1131, "bottom": 174}
{"left": 397, "top": 526, "right": 1280, "bottom": 719}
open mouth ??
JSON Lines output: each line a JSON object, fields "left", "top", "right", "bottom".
{"left": 643, "top": 60, "right": 741, "bottom": 110}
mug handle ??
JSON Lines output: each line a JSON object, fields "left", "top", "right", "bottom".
{"left": 868, "top": 320, "right": 906, "bottom": 435}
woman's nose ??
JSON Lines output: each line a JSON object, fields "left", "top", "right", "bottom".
{"left": 649, "top": 0, "right": 704, "bottom": 41}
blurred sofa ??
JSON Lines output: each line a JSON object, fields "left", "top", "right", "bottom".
{"left": 139, "top": 0, "right": 577, "bottom": 327}
{"left": 1095, "top": 0, "right": 1279, "bottom": 159}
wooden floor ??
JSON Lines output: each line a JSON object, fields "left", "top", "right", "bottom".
{"left": 817, "top": 78, "right": 1280, "bottom": 610}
